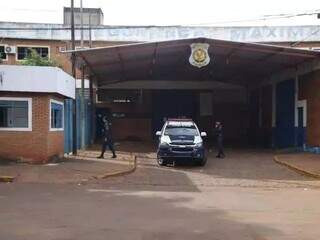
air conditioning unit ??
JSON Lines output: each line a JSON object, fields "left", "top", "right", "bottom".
{"left": 75, "top": 46, "right": 89, "bottom": 50}
{"left": 4, "top": 45, "right": 16, "bottom": 54}
{"left": 59, "top": 46, "right": 66, "bottom": 52}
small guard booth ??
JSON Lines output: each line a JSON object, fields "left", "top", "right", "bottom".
{"left": 0, "top": 65, "right": 75, "bottom": 163}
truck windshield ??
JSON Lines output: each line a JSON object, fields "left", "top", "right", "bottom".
{"left": 164, "top": 125, "right": 199, "bottom": 136}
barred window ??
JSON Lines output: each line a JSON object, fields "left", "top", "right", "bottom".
{"left": 0, "top": 46, "right": 7, "bottom": 60}
{"left": 17, "top": 46, "right": 49, "bottom": 60}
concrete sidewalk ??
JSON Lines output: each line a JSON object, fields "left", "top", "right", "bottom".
{"left": 0, "top": 151, "right": 135, "bottom": 184}
{"left": 274, "top": 153, "right": 320, "bottom": 179}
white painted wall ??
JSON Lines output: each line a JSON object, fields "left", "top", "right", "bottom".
{"left": 0, "top": 22, "right": 320, "bottom": 43}
{"left": 0, "top": 65, "right": 75, "bottom": 99}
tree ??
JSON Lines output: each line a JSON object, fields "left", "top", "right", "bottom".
{"left": 20, "top": 49, "right": 61, "bottom": 68}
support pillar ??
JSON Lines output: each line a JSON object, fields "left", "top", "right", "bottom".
{"left": 80, "top": 65, "right": 85, "bottom": 149}
{"left": 89, "top": 76, "right": 96, "bottom": 144}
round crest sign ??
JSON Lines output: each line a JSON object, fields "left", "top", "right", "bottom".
{"left": 189, "top": 43, "right": 210, "bottom": 68}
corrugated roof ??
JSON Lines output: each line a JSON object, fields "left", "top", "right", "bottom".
{"left": 72, "top": 37, "right": 320, "bottom": 87}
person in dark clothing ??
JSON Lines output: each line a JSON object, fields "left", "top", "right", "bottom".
{"left": 98, "top": 116, "right": 117, "bottom": 159}
{"left": 214, "top": 121, "right": 225, "bottom": 158}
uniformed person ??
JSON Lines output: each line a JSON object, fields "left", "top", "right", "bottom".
{"left": 214, "top": 121, "right": 225, "bottom": 158}
{"left": 98, "top": 116, "right": 117, "bottom": 159}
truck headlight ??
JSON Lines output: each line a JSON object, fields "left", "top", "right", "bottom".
{"left": 160, "top": 142, "right": 169, "bottom": 147}
{"left": 195, "top": 142, "right": 203, "bottom": 148}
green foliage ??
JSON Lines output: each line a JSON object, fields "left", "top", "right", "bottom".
{"left": 20, "top": 49, "right": 61, "bottom": 67}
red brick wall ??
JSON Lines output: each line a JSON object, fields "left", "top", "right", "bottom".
{"left": 47, "top": 131, "right": 64, "bottom": 159}
{"left": 96, "top": 90, "right": 250, "bottom": 143}
{"left": 0, "top": 39, "right": 133, "bottom": 78}
{"left": 0, "top": 92, "right": 64, "bottom": 163}
{"left": 112, "top": 119, "right": 152, "bottom": 141}
{"left": 96, "top": 90, "right": 152, "bottom": 141}
{"left": 299, "top": 70, "right": 320, "bottom": 146}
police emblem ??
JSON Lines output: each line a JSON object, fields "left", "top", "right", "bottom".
{"left": 189, "top": 43, "right": 210, "bottom": 68}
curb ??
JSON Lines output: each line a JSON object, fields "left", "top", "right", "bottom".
{"left": 94, "top": 155, "right": 137, "bottom": 179}
{"left": 0, "top": 175, "right": 16, "bottom": 183}
{"left": 273, "top": 155, "right": 320, "bottom": 179}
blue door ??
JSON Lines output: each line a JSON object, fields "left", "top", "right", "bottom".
{"left": 275, "top": 79, "right": 295, "bottom": 148}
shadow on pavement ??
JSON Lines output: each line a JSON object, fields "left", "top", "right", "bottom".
{"left": 91, "top": 165, "right": 201, "bottom": 193}
{"left": 0, "top": 184, "right": 285, "bottom": 240}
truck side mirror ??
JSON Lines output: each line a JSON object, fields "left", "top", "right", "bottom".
{"left": 156, "top": 131, "right": 161, "bottom": 136}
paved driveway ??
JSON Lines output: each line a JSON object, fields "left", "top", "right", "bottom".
{"left": 1, "top": 149, "right": 320, "bottom": 240}
{"left": 97, "top": 149, "right": 320, "bottom": 190}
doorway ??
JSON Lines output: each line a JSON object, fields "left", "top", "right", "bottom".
{"left": 152, "top": 90, "right": 197, "bottom": 135}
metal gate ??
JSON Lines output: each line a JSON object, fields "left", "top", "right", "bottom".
{"left": 64, "top": 99, "right": 73, "bottom": 154}
{"left": 64, "top": 92, "right": 92, "bottom": 153}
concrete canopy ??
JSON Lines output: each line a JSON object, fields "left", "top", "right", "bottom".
{"left": 72, "top": 37, "right": 320, "bottom": 89}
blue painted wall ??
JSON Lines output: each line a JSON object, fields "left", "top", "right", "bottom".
{"left": 64, "top": 91, "right": 92, "bottom": 153}
{"left": 76, "top": 90, "right": 92, "bottom": 149}
{"left": 275, "top": 79, "right": 295, "bottom": 148}
{"left": 64, "top": 99, "right": 73, "bottom": 154}
{"left": 296, "top": 107, "right": 306, "bottom": 148}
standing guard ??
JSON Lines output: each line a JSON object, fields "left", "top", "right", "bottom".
{"left": 98, "top": 116, "right": 117, "bottom": 159}
{"left": 214, "top": 121, "right": 225, "bottom": 158}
